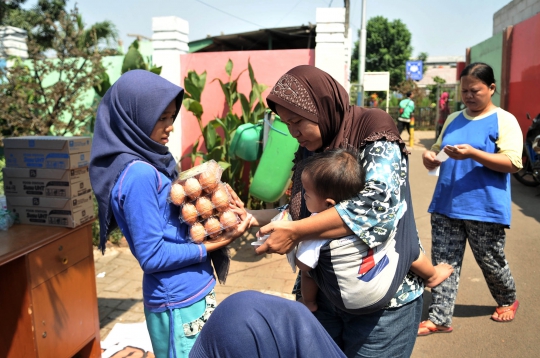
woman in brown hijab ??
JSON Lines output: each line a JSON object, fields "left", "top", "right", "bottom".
{"left": 241, "top": 65, "right": 424, "bottom": 357}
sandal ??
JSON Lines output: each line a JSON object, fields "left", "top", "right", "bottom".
{"left": 417, "top": 320, "right": 453, "bottom": 336}
{"left": 491, "top": 300, "right": 519, "bottom": 323}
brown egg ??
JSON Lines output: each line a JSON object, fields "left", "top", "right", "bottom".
{"left": 204, "top": 217, "right": 222, "bottom": 238}
{"left": 181, "top": 203, "right": 199, "bottom": 225}
{"left": 198, "top": 170, "right": 220, "bottom": 193}
{"left": 220, "top": 210, "right": 238, "bottom": 231}
{"left": 211, "top": 186, "right": 230, "bottom": 212}
{"left": 195, "top": 196, "right": 214, "bottom": 219}
{"left": 206, "top": 161, "right": 222, "bottom": 180}
{"left": 169, "top": 183, "right": 185, "bottom": 205}
{"left": 183, "top": 177, "right": 202, "bottom": 199}
{"left": 190, "top": 222, "right": 206, "bottom": 243}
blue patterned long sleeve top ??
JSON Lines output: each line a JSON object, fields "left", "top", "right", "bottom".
{"left": 335, "top": 141, "right": 424, "bottom": 307}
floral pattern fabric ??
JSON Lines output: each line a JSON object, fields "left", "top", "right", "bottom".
{"left": 335, "top": 141, "right": 423, "bottom": 308}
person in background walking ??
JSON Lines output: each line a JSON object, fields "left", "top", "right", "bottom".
{"left": 419, "top": 62, "right": 522, "bottom": 336}
{"left": 397, "top": 91, "right": 415, "bottom": 135}
{"left": 435, "top": 92, "right": 450, "bottom": 139}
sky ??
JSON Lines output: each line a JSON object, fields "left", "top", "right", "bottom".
{"left": 67, "top": 0, "right": 512, "bottom": 57}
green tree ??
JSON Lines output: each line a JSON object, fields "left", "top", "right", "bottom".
{"left": 2, "top": 0, "right": 118, "bottom": 54}
{"left": 417, "top": 51, "right": 428, "bottom": 74}
{"left": 351, "top": 16, "right": 412, "bottom": 87}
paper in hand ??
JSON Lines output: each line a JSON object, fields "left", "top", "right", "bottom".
{"left": 428, "top": 149, "right": 450, "bottom": 176}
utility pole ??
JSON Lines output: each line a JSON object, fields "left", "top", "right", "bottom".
{"left": 356, "top": 0, "right": 367, "bottom": 106}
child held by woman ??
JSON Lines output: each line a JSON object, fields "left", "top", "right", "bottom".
{"left": 296, "top": 149, "right": 453, "bottom": 312}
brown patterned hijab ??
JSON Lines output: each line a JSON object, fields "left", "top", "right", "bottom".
{"left": 266, "top": 65, "right": 407, "bottom": 220}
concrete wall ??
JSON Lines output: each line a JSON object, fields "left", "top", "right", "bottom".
{"left": 178, "top": 49, "right": 314, "bottom": 170}
{"left": 493, "top": 0, "right": 540, "bottom": 34}
{"left": 469, "top": 32, "right": 503, "bottom": 106}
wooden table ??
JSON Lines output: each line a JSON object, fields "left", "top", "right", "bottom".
{"left": 0, "top": 221, "right": 101, "bottom": 358}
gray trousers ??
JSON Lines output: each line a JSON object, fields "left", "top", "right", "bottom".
{"left": 428, "top": 213, "right": 517, "bottom": 327}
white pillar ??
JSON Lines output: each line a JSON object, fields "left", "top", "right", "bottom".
{"left": 152, "top": 16, "right": 189, "bottom": 162}
{"left": 315, "top": 8, "right": 350, "bottom": 90}
{"left": 0, "top": 26, "right": 28, "bottom": 61}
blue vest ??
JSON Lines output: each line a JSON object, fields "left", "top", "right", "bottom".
{"left": 428, "top": 111, "right": 511, "bottom": 226}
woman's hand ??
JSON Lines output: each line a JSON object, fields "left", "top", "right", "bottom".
{"left": 254, "top": 220, "right": 298, "bottom": 255}
{"left": 422, "top": 150, "right": 441, "bottom": 170}
{"left": 203, "top": 212, "right": 252, "bottom": 252}
{"left": 224, "top": 183, "right": 252, "bottom": 225}
{"left": 443, "top": 144, "right": 475, "bottom": 160}
{"left": 443, "top": 144, "right": 517, "bottom": 173}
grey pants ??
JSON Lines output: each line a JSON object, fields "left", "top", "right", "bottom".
{"left": 428, "top": 213, "right": 517, "bottom": 327}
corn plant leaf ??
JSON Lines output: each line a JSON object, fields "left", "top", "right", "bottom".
{"left": 213, "top": 117, "right": 230, "bottom": 142}
{"left": 225, "top": 113, "right": 241, "bottom": 134}
{"left": 218, "top": 161, "right": 231, "bottom": 171}
{"left": 207, "top": 146, "right": 224, "bottom": 163}
{"left": 239, "top": 93, "right": 251, "bottom": 124}
{"left": 183, "top": 98, "right": 203, "bottom": 118}
{"left": 225, "top": 59, "right": 233, "bottom": 77}
{"left": 203, "top": 123, "right": 218, "bottom": 150}
{"left": 185, "top": 71, "right": 206, "bottom": 102}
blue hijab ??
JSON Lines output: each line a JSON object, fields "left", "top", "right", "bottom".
{"left": 90, "top": 70, "right": 184, "bottom": 252}
{"left": 190, "top": 291, "right": 346, "bottom": 358}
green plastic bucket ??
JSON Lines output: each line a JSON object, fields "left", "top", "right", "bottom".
{"left": 229, "top": 122, "right": 263, "bottom": 162}
{"left": 249, "top": 115, "right": 299, "bottom": 202}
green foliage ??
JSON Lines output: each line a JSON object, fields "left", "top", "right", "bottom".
{"left": 94, "top": 39, "right": 162, "bottom": 99}
{"left": 182, "top": 59, "right": 268, "bottom": 208}
{"left": 121, "top": 39, "right": 162, "bottom": 75}
{"left": 417, "top": 52, "right": 429, "bottom": 74}
{"left": 0, "top": 7, "right": 107, "bottom": 140}
{"left": 426, "top": 76, "right": 447, "bottom": 104}
{"left": 351, "top": 16, "right": 413, "bottom": 87}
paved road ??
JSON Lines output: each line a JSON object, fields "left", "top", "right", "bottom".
{"left": 94, "top": 130, "right": 540, "bottom": 357}
{"left": 408, "top": 132, "right": 540, "bottom": 358}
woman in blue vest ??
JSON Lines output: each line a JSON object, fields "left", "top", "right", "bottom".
{"left": 419, "top": 62, "right": 522, "bottom": 335}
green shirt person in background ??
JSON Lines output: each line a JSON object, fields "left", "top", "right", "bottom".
{"left": 397, "top": 91, "right": 415, "bottom": 135}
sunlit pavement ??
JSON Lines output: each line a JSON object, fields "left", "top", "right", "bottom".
{"left": 94, "top": 131, "right": 540, "bottom": 357}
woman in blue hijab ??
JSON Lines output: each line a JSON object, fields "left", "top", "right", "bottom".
{"left": 90, "top": 70, "right": 250, "bottom": 357}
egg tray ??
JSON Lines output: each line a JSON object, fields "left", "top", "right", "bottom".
{"left": 169, "top": 160, "right": 223, "bottom": 206}
{"left": 176, "top": 182, "right": 232, "bottom": 223}
{"left": 188, "top": 211, "right": 241, "bottom": 244}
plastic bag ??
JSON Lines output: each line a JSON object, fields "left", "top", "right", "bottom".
{"left": 251, "top": 209, "right": 297, "bottom": 272}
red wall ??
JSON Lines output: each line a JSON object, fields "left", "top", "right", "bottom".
{"left": 507, "top": 13, "right": 540, "bottom": 137}
{"left": 179, "top": 49, "right": 314, "bottom": 169}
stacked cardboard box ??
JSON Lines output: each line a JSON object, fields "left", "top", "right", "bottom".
{"left": 2, "top": 136, "right": 95, "bottom": 228}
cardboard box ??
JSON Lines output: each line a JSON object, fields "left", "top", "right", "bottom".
{"left": 3, "top": 167, "right": 91, "bottom": 198}
{"left": 4, "top": 136, "right": 92, "bottom": 169}
{"left": 7, "top": 192, "right": 95, "bottom": 228}
{"left": 9, "top": 201, "right": 95, "bottom": 228}
{"left": 6, "top": 192, "right": 94, "bottom": 212}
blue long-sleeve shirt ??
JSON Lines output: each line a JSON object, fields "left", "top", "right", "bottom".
{"left": 111, "top": 161, "right": 215, "bottom": 312}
